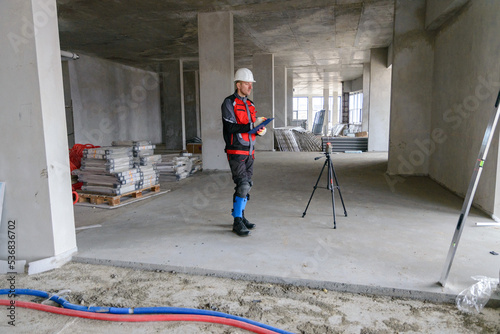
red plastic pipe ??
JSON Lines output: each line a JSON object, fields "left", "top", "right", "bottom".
{"left": 72, "top": 191, "right": 79, "bottom": 204}
{"left": 0, "top": 299, "right": 280, "bottom": 334}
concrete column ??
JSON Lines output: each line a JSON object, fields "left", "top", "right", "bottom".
{"left": 307, "top": 95, "right": 314, "bottom": 131}
{"left": 161, "top": 60, "right": 183, "bottom": 150}
{"left": 198, "top": 12, "right": 233, "bottom": 170}
{"left": 0, "top": 0, "right": 77, "bottom": 274}
{"left": 274, "top": 65, "right": 286, "bottom": 128}
{"left": 362, "top": 63, "right": 371, "bottom": 132}
{"left": 368, "top": 48, "right": 392, "bottom": 151}
{"left": 332, "top": 91, "right": 339, "bottom": 126}
{"left": 253, "top": 53, "right": 275, "bottom": 151}
{"left": 179, "top": 59, "right": 187, "bottom": 150}
{"left": 387, "top": 0, "right": 433, "bottom": 174}
{"left": 61, "top": 61, "right": 75, "bottom": 148}
{"left": 341, "top": 91, "right": 349, "bottom": 124}
{"left": 286, "top": 69, "right": 294, "bottom": 127}
{"left": 323, "top": 88, "right": 330, "bottom": 135}
{"left": 195, "top": 70, "right": 201, "bottom": 138}
{"left": 184, "top": 71, "right": 198, "bottom": 141}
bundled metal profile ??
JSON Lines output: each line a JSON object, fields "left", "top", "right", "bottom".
{"left": 274, "top": 127, "right": 321, "bottom": 152}
{"left": 157, "top": 153, "right": 202, "bottom": 181}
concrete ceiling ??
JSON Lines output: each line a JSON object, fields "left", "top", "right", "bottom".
{"left": 57, "top": 0, "right": 394, "bottom": 95}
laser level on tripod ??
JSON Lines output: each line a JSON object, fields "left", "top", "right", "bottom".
{"left": 302, "top": 142, "right": 347, "bottom": 229}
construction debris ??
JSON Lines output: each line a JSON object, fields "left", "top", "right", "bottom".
{"left": 274, "top": 127, "right": 321, "bottom": 152}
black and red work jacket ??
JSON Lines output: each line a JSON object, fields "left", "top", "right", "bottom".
{"left": 221, "top": 91, "right": 258, "bottom": 156}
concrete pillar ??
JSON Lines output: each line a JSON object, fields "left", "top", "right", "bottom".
{"left": 161, "top": 60, "right": 184, "bottom": 150}
{"left": 362, "top": 63, "right": 371, "bottom": 132}
{"left": 387, "top": 0, "right": 434, "bottom": 174}
{"left": 184, "top": 71, "right": 198, "bottom": 141}
{"left": 332, "top": 91, "right": 339, "bottom": 126}
{"left": 0, "top": 0, "right": 77, "bottom": 274}
{"left": 323, "top": 88, "right": 330, "bottom": 135}
{"left": 253, "top": 53, "right": 275, "bottom": 151}
{"left": 274, "top": 66, "right": 286, "bottom": 128}
{"left": 194, "top": 70, "right": 201, "bottom": 138}
{"left": 61, "top": 61, "right": 75, "bottom": 148}
{"left": 307, "top": 95, "right": 314, "bottom": 131}
{"left": 287, "top": 69, "right": 294, "bottom": 127}
{"left": 341, "top": 90, "right": 349, "bottom": 125}
{"left": 368, "top": 48, "right": 392, "bottom": 151}
{"left": 198, "top": 12, "right": 233, "bottom": 170}
{"left": 179, "top": 60, "right": 187, "bottom": 151}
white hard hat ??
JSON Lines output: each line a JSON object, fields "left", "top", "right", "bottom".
{"left": 234, "top": 68, "right": 255, "bottom": 82}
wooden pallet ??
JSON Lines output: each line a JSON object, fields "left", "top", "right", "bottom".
{"left": 77, "top": 185, "right": 160, "bottom": 207}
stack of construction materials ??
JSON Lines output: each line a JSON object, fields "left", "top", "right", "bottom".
{"left": 78, "top": 146, "right": 140, "bottom": 195}
{"left": 112, "top": 140, "right": 162, "bottom": 167}
{"left": 112, "top": 140, "right": 162, "bottom": 184}
{"left": 139, "top": 165, "right": 159, "bottom": 188}
{"left": 274, "top": 127, "right": 321, "bottom": 152}
{"left": 293, "top": 127, "right": 322, "bottom": 151}
{"left": 131, "top": 141, "right": 161, "bottom": 188}
{"left": 114, "top": 140, "right": 162, "bottom": 187}
{"left": 321, "top": 136, "right": 368, "bottom": 152}
{"left": 131, "top": 142, "right": 159, "bottom": 166}
{"left": 274, "top": 127, "right": 300, "bottom": 151}
{"left": 157, "top": 153, "right": 202, "bottom": 181}
{"left": 190, "top": 155, "right": 202, "bottom": 174}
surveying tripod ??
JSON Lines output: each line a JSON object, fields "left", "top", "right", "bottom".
{"left": 302, "top": 143, "right": 347, "bottom": 229}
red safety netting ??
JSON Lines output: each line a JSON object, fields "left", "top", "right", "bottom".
{"left": 69, "top": 143, "right": 100, "bottom": 191}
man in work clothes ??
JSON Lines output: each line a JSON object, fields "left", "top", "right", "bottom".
{"left": 221, "top": 68, "right": 267, "bottom": 236}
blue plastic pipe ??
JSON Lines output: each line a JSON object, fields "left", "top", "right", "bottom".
{"left": 0, "top": 289, "right": 294, "bottom": 334}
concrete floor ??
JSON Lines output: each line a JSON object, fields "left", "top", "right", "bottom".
{"left": 73, "top": 152, "right": 500, "bottom": 304}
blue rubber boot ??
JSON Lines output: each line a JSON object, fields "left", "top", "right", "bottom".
{"left": 232, "top": 196, "right": 249, "bottom": 236}
{"left": 241, "top": 195, "right": 255, "bottom": 229}
{"left": 232, "top": 196, "right": 246, "bottom": 218}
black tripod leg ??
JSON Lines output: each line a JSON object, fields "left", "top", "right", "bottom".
{"left": 302, "top": 159, "right": 327, "bottom": 218}
{"left": 328, "top": 158, "right": 337, "bottom": 229}
{"left": 331, "top": 164, "right": 347, "bottom": 217}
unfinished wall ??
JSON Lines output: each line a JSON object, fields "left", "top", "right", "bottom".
{"left": 429, "top": 1, "right": 500, "bottom": 216}
{"left": 387, "top": 0, "right": 434, "bottom": 175}
{"left": 70, "top": 54, "right": 162, "bottom": 146}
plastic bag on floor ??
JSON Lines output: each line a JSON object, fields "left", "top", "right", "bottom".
{"left": 456, "top": 276, "right": 499, "bottom": 314}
